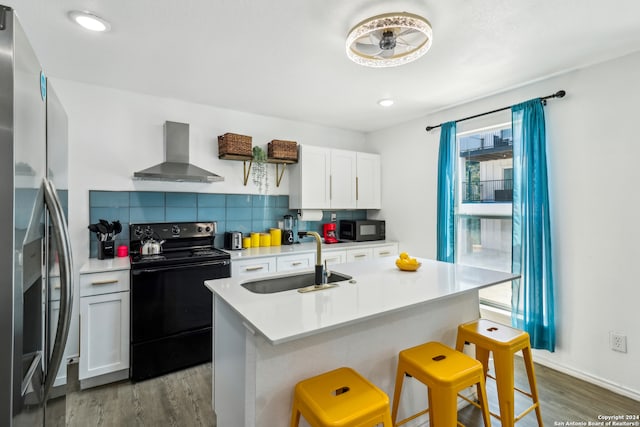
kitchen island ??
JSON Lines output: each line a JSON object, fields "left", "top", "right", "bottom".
{"left": 205, "top": 257, "right": 518, "bottom": 427}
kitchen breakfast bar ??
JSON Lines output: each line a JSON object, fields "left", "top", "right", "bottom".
{"left": 204, "top": 257, "right": 518, "bottom": 426}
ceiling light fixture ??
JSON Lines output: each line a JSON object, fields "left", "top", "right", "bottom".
{"left": 346, "top": 12, "right": 432, "bottom": 68}
{"left": 68, "top": 10, "right": 111, "bottom": 32}
{"left": 378, "top": 99, "right": 394, "bottom": 107}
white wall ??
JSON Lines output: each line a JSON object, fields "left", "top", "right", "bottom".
{"left": 367, "top": 51, "right": 640, "bottom": 400}
{"left": 51, "top": 79, "right": 366, "bottom": 357}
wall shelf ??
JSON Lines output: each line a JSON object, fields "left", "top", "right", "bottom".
{"left": 219, "top": 154, "right": 297, "bottom": 187}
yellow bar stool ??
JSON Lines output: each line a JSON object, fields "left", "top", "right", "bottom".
{"left": 455, "top": 319, "right": 544, "bottom": 427}
{"left": 290, "top": 367, "right": 393, "bottom": 427}
{"left": 391, "top": 341, "right": 492, "bottom": 427}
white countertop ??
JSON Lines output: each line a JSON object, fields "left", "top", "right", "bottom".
{"left": 80, "top": 256, "right": 130, "bottom": 274}
{"left": 224, "top": 240, "right": 398, "bottom": 260}
{"left": 205, "top": 257, "right": 518, "bottom": 345}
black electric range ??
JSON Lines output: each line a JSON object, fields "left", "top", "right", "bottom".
{"left": 128, "top": 221, "right": 231, "bottom": 381}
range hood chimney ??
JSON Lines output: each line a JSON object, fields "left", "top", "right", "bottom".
{"left": 133, "top": 121, "right": 224, "bottom": 183}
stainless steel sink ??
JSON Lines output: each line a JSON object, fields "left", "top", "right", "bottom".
{"left": 241, "top": 271, "right": 352, "bottom": 294}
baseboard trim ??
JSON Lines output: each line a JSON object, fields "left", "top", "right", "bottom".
{"left": 531, "top": 353, "right": 640, "bottom": 402}
{"left": 80, "top": 368, "right": 129, "bottom": 390}
{"left": 479, "top": 305, "right": 640, "bottom": 402}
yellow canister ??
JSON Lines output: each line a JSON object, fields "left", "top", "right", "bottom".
{"left": 250, "top": 232, "right": 260, "bottom": 248}
{"left": 259, "top": 233, "right": 271, "bottom": 247}
{"left": 242, "top": 236, "right": 252, "bottom": 249}
{"left": 269, "top": 228, "right": 281, "bottom": 246}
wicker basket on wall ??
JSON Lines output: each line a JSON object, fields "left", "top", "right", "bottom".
{"left": 267, "top": 140, "right": 298, "bottom": 161}
{"left": 218, "top": 133, "right": 252, "bottom": 157}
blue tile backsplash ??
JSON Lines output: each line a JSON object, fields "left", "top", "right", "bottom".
{"left": 88, "top": 191, "right": 368, "bottom": 257}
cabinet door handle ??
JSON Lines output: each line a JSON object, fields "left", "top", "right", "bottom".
{"left": 329, "top": 175, "right": 332, "bottom": 200}
{"left": 379, "top": 251, "right": 391, "bottom": 256}
{"left": 354, "top": 254, "right": 367, "bottom": 258}
{"left": 92, "top": 279, "right": 118, "bottom": 286}
{"left": 245, "top": 266, "right": 265, "bottom": 271}
{"left": 291, "top": 261, "right": 303, "bottom": 266}
{"left": 325, "top": 258, "right": 338, "bottom": 262}
{"left": 356, "top": 176, "right": 359, "bottom": 201}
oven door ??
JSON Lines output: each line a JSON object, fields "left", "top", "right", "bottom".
{"left": 130, "top": 259, "right": 230, "bottom": 381}
{"left": 131, "top": 259, "right": 230, "bottom": 343}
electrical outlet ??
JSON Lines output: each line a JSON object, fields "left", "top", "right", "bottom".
{"left": 610, "top": 332, "right": 627, "bottom": 353}
{"left": 331, "top": 212, "right": 337, "bottom": 222}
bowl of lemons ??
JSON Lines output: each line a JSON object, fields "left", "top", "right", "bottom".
{"left": 395, "top": 252, "right": 422, "bottom": 271}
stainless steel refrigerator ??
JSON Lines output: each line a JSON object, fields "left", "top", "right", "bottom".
{"left": 1, "top": 6, "right": 74, "bottom": 427}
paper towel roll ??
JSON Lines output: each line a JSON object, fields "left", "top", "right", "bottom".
{"left": 298, "top": 209, "right": 323, "bottom": 221}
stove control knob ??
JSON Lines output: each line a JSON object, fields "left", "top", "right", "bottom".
{"left": 172, "top": 225, "right": 181, "bottom": 235}
{"left": 144, "top": 226, "right": 153, "bottom": 237}
{"left": 133, "top": 226, "right": 143, "bottom": 237}
{"left": 205, "top": 226, "right": 211, "bottom": 232}
{"left": 197, "top": 226, "right": 203, "bottom": 232}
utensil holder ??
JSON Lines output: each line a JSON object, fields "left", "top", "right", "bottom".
{"left": 98, "top": 240, "right": 115, "bottom": 260}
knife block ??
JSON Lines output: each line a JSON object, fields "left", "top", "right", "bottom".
{"left": 98, "top": 240, "right": 115, "bottom": 260}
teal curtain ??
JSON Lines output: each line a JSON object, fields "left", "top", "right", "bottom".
{"left": 437, "top": 121, "right": 456, "bottom": 263}
{"left": 511, "top": 99, "right": 555, "bottom": 351}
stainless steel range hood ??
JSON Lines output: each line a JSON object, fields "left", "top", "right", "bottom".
{"left": 133, "top": 121, "right": 224, "bottom": 183}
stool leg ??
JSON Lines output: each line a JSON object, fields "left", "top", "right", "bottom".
{"left": 476, "top": 347, "right": 491, "bottom": 378}
{"left": 382, "top": 407, "right": 394, "bottom": 427}
{"left": 493, "top": 353, "right": 516, "bottom": 427}
{"left": 289, "top": 398, "right": 301, "bottom": 427}
{"left": 478, "top": 376, "right": 492, "bottom": 427}
{"left": 522, "top": 347, "right": 544, "bottom": 426}
{"left": 455, "top": 330, "right": 466, "bottom": 352}
{"left": 430, "top": 387, "right": 458, "bottom": 427}
{"left": 391, "top": 364, "right": 405, "bottom": 425}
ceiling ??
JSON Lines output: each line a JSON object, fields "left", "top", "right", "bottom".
{"left": 6, "top": 0, "right": 640, "bottom": 132}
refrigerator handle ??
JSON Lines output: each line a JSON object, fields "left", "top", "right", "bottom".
{"left": 42, "top": 177, "right": 74, "bottom": 400}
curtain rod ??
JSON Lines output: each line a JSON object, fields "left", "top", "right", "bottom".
{"left": 425, "top": 90, "right": 566, "bottom": 132}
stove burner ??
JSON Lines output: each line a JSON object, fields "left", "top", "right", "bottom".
{"left": 193, "top": 249, "right": 216, "bottom": 257}
{"left": 129, "top": 222, "right": 229, "bottom": 269}
{"left": 139, "top": 254, "right": 166, "bottom": 261}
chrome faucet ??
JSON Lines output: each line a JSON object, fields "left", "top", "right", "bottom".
{"left": 298, "top": 231, "right": 325, "bottom": 285}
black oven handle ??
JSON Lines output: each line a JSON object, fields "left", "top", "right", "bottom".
{"left": 132, "top": 259, "right": 230, "bottom": 275}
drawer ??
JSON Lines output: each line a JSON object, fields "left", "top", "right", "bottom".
{"left": 80, "top": 269, "right": 130, "bottom": 297}
{"left": 346, "top": 248, "right": 373, "bottom": 263}
{"left": 276, "top": 253, "right": 315, "bottom": 272}
{"left": 373, "top": 244, "right": 398, "bottom": 258}
{"left": 322, "top": 250, "right": 346, "bottom": 266}
{"left": 232, "top": 257, "right": 277, "bottom": 278}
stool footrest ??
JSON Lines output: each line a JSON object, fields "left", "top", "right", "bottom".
{"left": 396, "top": 408, "right": 429, "bottom": 426}
{"left": 457, "top": 394, "right": 481, "bottom": 411}
{"left": 515, "top": 402, "right": 540, "bottom": 423}
{"left": 486, "top": 372, "right": 534, "bottom": 399}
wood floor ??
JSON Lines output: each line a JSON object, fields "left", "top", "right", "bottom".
{"left": 64, "top": 364, "right": 215, "bottom": 427}
{"left": 57, "top": 359, "right": 638, "bottom": 426}
{"left": 459, "top": 357, "right": 639, "bottom": 426}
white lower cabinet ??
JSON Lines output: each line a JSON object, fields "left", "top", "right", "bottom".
{"left": 232, "top": 257, "right": 277, "bottom": 278}
{"left": 373, "top": 243, "right": 399, "bottom": 258}
{"left": 322, "top": 250, "right": 347, "bottom": 266}
{"left": 79, "top": 268, "right": 130, "bottom": 388}
{"left": 276, "top": 253, "right": 315, "bottom": 272}
{"left": 346, "top": 247, "right": 374, "bottom": 262}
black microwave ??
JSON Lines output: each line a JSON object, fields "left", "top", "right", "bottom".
{"left": 339, "top": 220, "right": 385, "bottom": 242}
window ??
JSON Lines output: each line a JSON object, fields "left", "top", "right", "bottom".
{"left": 456, "top": 123, "right": 513, "bottom": 310}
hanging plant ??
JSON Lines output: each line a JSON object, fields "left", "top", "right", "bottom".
{"left": 252, "top": 146, "right": 268, "bottom": 194}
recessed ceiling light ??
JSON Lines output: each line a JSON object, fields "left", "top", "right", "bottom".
{"left": 68, "top": 11, "right": 111, "bottom": 32}
{"left": 378, "top": 99, "right": 394, "bottom": 107}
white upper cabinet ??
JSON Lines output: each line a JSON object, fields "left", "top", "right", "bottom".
{"left": 330, "top": 149, "right": 357, "bottom": 209}
{"left": 289, "top": 145, "right": 331, "bottom": 209}
{"left": 290, "top": 145, "right": 381, "bottom": 210}
{"left": 355, "top": 152, "right": 381, "bottom": 209}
